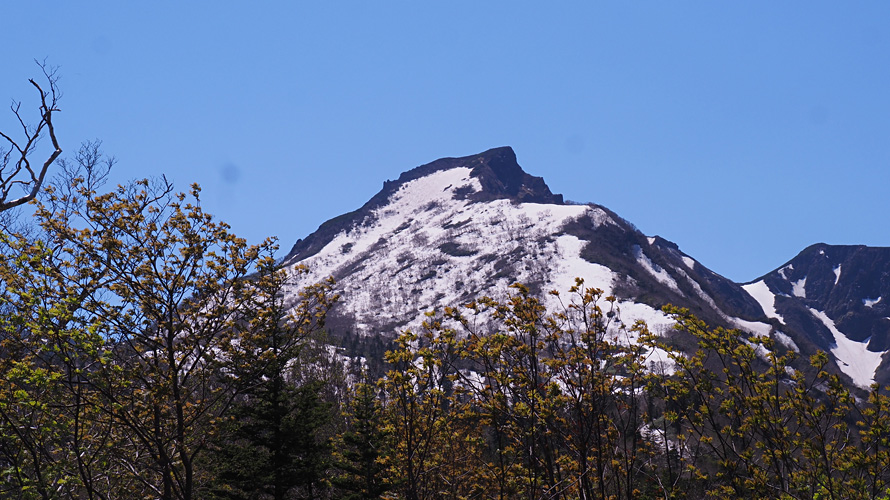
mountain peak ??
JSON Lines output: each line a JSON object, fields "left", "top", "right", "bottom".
{"left": 387, "top": 146, "right": 563, "bottom": 205}
{"left": 468, "top": 147, "right": 564, "bottom": 204}
{"left": 285, "top": 147, "right": 562, "bottom": 262}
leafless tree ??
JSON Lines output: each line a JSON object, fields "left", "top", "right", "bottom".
{"left": 0, "top": 61, "right": 62, "bottom": 212}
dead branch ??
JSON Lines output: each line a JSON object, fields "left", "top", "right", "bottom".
{"left": 0, "top": 61, "right": 63, "bottom": 212}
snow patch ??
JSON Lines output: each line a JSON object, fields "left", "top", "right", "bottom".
{"left": 809, "top": 308, "right": 883, "bottom": 389}
{"left": 551, "top": 235, "right": 616, "bottom": 294}
{"left": 614, "top": 301, "right": 675, "bottom": 336}
{"left": 681, "top": 256, "right": 696, "bottom": 270}
{"left": 647, "top": 237, "right": 656, "bottom": 246}
{"left": 516, "top": 203, "right": 590, "bottom": 226}
{"left": 643, "top": 346, "right": 675, "bottom": 375}
{"left": 743, "top": 338, "right": 771, "bottom": 361}
{"left": 742, "top": 280, "right": 786, "bottom": 325}
{"left": 729, "top": 317, "right": 772, "bottom": 337}
{"left": 587, "top": 207, "right": 616, "bottom": 228}
{"left": 791, "top": 277, "right": 807, "bottom": 298}
{"left": 778, "top": 265, "right": 793, "bottom": 280}
{"left": 864, "top": 297, "right": 882, "bottom": 308}
{"left": 666, "top": 263, "right": 774, "bottom": 339}
{"left": 833, "top": 265, "right": 842, "bottom": 285}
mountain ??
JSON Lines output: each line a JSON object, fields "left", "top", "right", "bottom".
{"left": 282, "top": 147, "right": 888, "bottom": 389}
{"left": 743, "top": 244, "right": 890, "bottom": 387}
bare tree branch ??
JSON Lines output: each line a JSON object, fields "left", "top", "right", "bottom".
{"left": 0, "top": 61, "right": 63, "bottom": 212}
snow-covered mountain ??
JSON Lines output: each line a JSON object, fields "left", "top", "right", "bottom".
{"left": 282, "top": 147, "right": 889, "bottom": 389}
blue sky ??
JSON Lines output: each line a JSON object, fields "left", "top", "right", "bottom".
{"left": 2, "top": 2, "right": 888, "bottom": 282}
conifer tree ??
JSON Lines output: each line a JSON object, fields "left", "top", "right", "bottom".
{"left": 332, "top": 381, "right": 390, "bottom": 500}
{"left": 202, "top": 262, "right": 337, "bottom": 500}
{"left": 206, "top": 380, "right": 332, "bottom": 500}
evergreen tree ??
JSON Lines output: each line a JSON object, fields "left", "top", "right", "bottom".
{"left": 201, "top": 262, "right": 337, "bottom": 500}
{"left": 333, "top": 381, "right": 390, "bottom": 500}
{"left": 207, "top": 381, "right": 332, "bottom": 500}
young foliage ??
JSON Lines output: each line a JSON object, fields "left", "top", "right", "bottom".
{"left": 380, "top": 279, "right": 665, "bottom": 500}
{"left": 379, "top": 318, "right": 462, "bottom": 500}
{"left": 0, "top": 232, "right": 116, "bottom": 499}
{"left": 652, "top": 306, "right": 876, "bottom": 499}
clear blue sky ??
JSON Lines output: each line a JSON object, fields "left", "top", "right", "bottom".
{"left": 2, "top": 2, "right": 888, "bottom": 283}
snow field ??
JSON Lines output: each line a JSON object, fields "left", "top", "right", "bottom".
{"left": 792, "top": 277, "right": 807, "bottom": 298}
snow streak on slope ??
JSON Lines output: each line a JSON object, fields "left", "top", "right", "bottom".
{"left": 292, "top": 167, "right": 673, "bottom": 337}
{"left": 809, "top": 308, "right": 883, "bottom": 388}
{"left": 633, "top": 245, "right": 680, "bottom": 293}
{"left": 779, "top": 265, "right": 792, "bottom": 280}
{"left": 773, "top": 331, "right": 799, "bottom": 352}
{"left": 669, "top": 263, "right": 773, "bottom": 337}
{"left": 728, "top": 317, "right": 772, "bottom": 337}
{"left": 742, "top": 280, "right": 786, "bottom": 325}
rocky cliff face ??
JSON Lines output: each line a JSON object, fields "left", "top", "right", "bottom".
{"left": 282, "top": 147, "right": 889, "bottom": 390}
